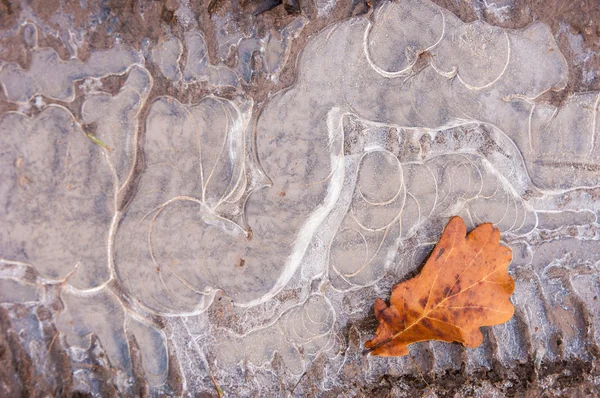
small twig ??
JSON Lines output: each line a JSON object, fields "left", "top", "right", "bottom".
{"left": 291, "top": 371, "right": 308, "bottom": 393}
{"left": 86, "top": 132, "right": 114, "bottom": 152}
{"left": 46, "top": 332, "right": 59, "bottom": 355}
{"left": 408, "top": 352, "right": 430, "bottom": 388}
{"left": 209, "top": 369, "right": 223, "bottom": 398}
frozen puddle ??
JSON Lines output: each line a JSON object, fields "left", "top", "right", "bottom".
{"left": 1, "top": 0, "right": 599, "bottom": 395}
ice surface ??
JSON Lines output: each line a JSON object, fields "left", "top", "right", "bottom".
{"left": 0, "top": 279, "right": 41, "bottom": 303}
{"left": 0, "top": 44, "right": 142, "bottom": 103}
{"left": 0, "top": 106, "right": 114, "bottom": 288}
{"left": 1, "top": 0, "right": 600, "bottom": 395}
{"left": 153, "top": 36, "right": 183, "bottom": 82}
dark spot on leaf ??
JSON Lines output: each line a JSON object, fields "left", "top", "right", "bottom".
{"left": 450, "top": 284, "right": 461, "bottom": 295}
{"left": 421, "top": 318, "right": 432, "bottom": 328}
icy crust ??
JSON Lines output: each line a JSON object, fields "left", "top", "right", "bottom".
{"left": 0, "top": 0, "right": 600, "bottom": 395}
{"left": 0, "top": 44, "right": 142, "bottom": 103}
{"left": 0, "top": 107, "right": 115, "bottom": 289}
{"left": 114, "top": 95, "right": 260, "bottom": 313}
{"left": 153, "top": 22, "right": 308, "bottom": 87}
{"left": 58, "top": 287, "right": 169, "bottom": 387}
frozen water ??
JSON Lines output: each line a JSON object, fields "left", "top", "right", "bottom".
{"left": 1, "top": 0, "right": 599, "bottom": 395}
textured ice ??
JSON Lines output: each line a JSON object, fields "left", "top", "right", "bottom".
{"left": 1, "top": 0, "right": 600, "bottom": 395}
{"left": 0, "top": 106, "right": 114, "bottom": 288}
{"left": 0, "top": 279, "right": 41, "bottom": 304}
{"left": 0, "top": 35, "right": 141, "bottom": 103}
{"left": 153, "top": 36, "right": 184, "bottom": 82}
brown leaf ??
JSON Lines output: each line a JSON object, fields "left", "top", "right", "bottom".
{"left": 364, "top": 216, "right": 515, "bottom": 356}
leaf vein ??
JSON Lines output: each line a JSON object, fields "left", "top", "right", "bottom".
{"left": 438, "top": 305, "right": 511, "bottom": 314}
{"left": 444, "top": 229, "right": 494, "bottom": 299}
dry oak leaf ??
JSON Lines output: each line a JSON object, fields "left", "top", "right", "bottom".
{"left": 365, "top": 216, "right": 515, "bottom": 356}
